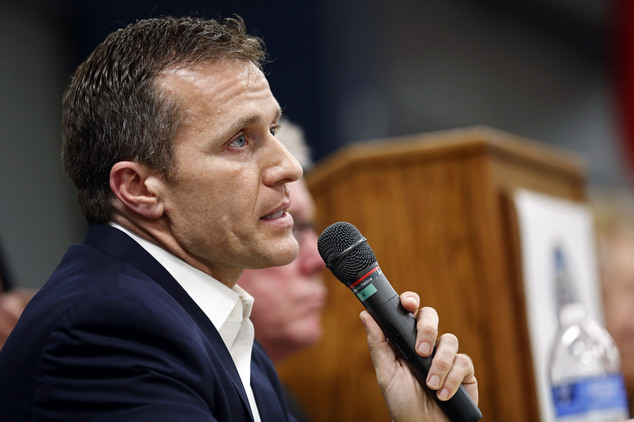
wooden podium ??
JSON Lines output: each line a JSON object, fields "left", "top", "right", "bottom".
{"left": 275, "top": 126, "right": 587, "bottom": 422}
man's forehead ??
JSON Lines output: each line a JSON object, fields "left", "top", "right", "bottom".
{"left": 159, "top": 59, "right": 262, "bottom": 86}
{"left": 158, "top": 60, "right": 276, "bottom": 121}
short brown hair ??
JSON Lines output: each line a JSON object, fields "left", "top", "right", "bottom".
{"left": 61, "top": 16, "right": 266, "bottom": 223}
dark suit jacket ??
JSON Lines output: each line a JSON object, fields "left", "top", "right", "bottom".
{"left": 0, "top": 224, "right": 295, "bottom": 421}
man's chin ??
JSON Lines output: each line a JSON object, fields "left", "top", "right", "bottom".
{"left": 277, "top": 238, "right": 300, "bottom": 264}
{"left": 270, "top": 250, "right": 299, "bottom": 267}
{"left": 250, "top": 243, "right": 299, "bottom": 269}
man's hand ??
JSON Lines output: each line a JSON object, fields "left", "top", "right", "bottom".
{"left": 360, "top": 292, "right": 478, "bottom": 422}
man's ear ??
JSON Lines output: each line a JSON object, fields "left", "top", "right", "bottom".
{"left": 110, "top": 161, "right": 165, "bottom": 219}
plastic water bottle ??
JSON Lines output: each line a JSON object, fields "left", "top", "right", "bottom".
{"left": 548, "top": 245, "right": 630, "bottom": 421}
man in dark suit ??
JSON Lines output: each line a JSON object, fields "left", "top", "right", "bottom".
{"left": 0, "top": 16, "right": 477, "bottom": 421}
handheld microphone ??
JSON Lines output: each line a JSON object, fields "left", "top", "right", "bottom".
{"left": 317, "top": 221, "right": 482, "bottom": 422}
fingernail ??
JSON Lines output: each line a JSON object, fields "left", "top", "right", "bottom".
{"left": 427, "top": 375, "right": 440, "bottom": 389}
{"left": 418, "top": 342, "right": 431, "bottom": 355}
{"left": 359, "top": 312, "right": 368, "bottom": 330}
{"left": 438, "top": 388, "right": 450, "bottom": 400}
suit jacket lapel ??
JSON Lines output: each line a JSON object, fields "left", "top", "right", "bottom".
{"left": 83, "top": 224, "right": 254, "bottom": 420}
{"left": 251, "top": 342, "right": 290, "bottom": 421}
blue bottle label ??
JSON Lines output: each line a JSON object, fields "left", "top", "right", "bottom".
{"left": 552, "top": 373, "right": 629, "bottom": 417}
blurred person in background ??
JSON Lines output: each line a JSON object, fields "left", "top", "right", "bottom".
{"left": 237, "top": 119, "right": 326, "bottom": 421}
{"left": 0, "top": 240, "right": 34, "bottom": 350}
{"left": 238, "top": 119, "right": 326, "bottom": 364}
{"left": 592, "top": 188, "right": 634, "bottom": 416}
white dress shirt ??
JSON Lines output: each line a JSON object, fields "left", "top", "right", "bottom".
{"left": 110, "top": 223, "right": 261, "bottom": 422}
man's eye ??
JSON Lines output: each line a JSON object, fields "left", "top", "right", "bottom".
{"left": 229, "top": 135, "right": 247, "bottom": 148}
{"left": 270, "top": 125, "right": 279, "bottom": 136}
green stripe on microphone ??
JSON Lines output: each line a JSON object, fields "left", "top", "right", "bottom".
{"left": 356, "top": 284, "right": 377, "bottom": 301}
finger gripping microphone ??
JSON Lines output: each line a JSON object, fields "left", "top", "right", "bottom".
{"left": 317, "top": 221, "right": 482, "bottom": 422}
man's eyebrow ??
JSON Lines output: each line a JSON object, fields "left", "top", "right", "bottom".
{"left": 223, "top": 107, "right": 283, "bottom": 139}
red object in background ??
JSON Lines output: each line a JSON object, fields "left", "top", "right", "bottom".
{"left": 612, "top": 0, "right": 634, "bottom": 180}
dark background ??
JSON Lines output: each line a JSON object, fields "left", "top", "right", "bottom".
{"left": 0, "top": 0, "right": 628, "bottom": 288}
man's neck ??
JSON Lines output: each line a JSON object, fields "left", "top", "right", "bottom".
{"left": 108, "top": 217, "right": 243, "bottom": 287}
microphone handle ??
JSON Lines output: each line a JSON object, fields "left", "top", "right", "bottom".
{"left": 349, "top": 263, "right": 482, "bottom": 422}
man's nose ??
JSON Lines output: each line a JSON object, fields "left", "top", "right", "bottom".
{"left": 262, "top": 137, "right": 303, "bottom": 187}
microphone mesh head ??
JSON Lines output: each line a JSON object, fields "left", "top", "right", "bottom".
{"left": 317, "top": 222, "right": 377, "bottom": 285}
